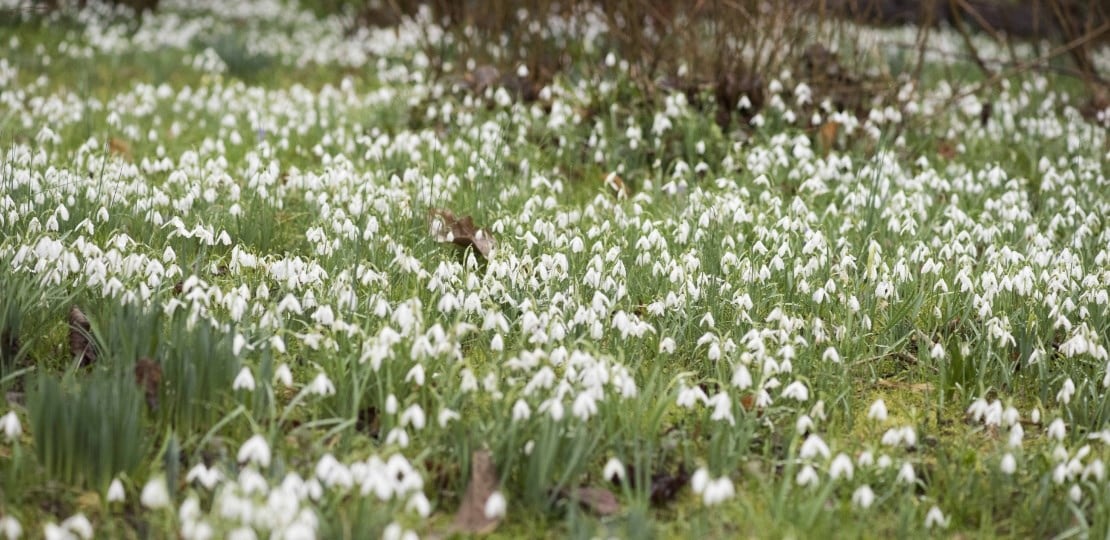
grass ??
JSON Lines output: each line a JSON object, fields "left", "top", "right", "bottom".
{"left": 0, "top": 1, "right": 1109, "bottom": 538}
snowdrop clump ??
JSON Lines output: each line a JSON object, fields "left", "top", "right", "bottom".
{"left": 0, "top": 0, "right": 1108, "bottom": 537}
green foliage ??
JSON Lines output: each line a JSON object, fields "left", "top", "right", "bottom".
{"left": 27, "top": 371, "right": 146, "bottom": 491}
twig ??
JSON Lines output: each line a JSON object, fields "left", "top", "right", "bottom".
{"left": 943, "top": 19, "right": 1110, "bottom": 107}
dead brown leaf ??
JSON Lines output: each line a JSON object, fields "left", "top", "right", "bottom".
{"left": 564, "top": 486, "right": 620, "bottom": 516}
{"left": 818, "top": 121, "right": 840, "bottom": 155}
{"left": 937, "top": 140, "right": 957, "bottom": 160}
{"left": 465, "top": 65, "right": 501, "bottom": 95}
{"left": 429, "top": 208, "right": 495, "bottom": 259}
{"left": 134, "top": 357, "right": 162, "bottom": 411}
{"left": 876, "top": 378, "right": 934, "bottom": 393}
{"left": 68, "top": 306, "right": 96, "bottom": 367}
{"left": 603, "top": 172, "right": 630, "bottom": 199}
{"left": 108, "top": 137, "right": 131, "bottom": 160}
{"left": 450, "top": 449, "right": 501, "bottom": 535}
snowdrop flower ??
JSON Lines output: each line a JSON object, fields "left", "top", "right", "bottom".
{"left": 691, "top": 467, "right": 710, "bottom": 494}
{"left": 781, "top": 381, "right": 809, "bottom": 401}
{"left": 924, "top": 506, "right": 948, "bottom": 529}
{"left": 43, "top": 524, "right": 67, "bottom": 540}
{"left": 186, "top": 463, "right": 222, "bottom": 490}
{"left": 232, "top": 367, "right": 256, "bottom": 391}
{"left": 703, "top": 476, "right": 735, "bottom": 506}
{"left": 829, "top": 453, "right": 854, "bottom": 480}
{"left": 59, "top": 515, "right": 92, "bottom": 540}
{"left": 867, "top": 399, "right": 888, "bottom": 422}
{"left": 1069, "top": 484, "right": 1082, "bottom": 502}
{"left": 274, "top": 363, "right": 294, "bottom": 387}
{"left": 238, "top": 435, "right": 272, "bottom": 467}
{"left": 1000, "top": 453, "right": 1016, "bottom": 475}
{"left": 1047, "top": 418, "right": 1067, "bottom": 441}
{"left": 107, "top": 478, "right": 126, "bottom": 502}
{"left": 1056, "top": 378, "right": 1075, "bottom": 405}
{"left": 659, "top": 337, "right": 676, "bottom": 354}
{"left": 800, "top": 434, "right": 830, "bottom": 460}
{"left": 406, "top": 493, "right": 431, "bottom": 517}
{"left": 484, "top": 491, "right": 507, "bottom": 519}
{"left": 308, "top": 372, "right": 336, "bottom": 396}
{"left": 852, "top": 485, "right": 875, "bottom": 509}
{"left": 896, "top": 462, "right": 916, "bottom": 484}
{"left": 0, "top": 411, "right": 21, "bottom": 441}
{"left": 141, "top": 475, "right": 171, "bottom": 509}
{"left": 796, "top": 464, "right": 819, "bottom": 487}
{"left": 604, "top": 458, "right": 625, "bottom": 482}
{"left": 438, "top": 408, "right": 460, "bottom": 428}
{"left": 0, "top": 516, "right": 21, "bottom": 540}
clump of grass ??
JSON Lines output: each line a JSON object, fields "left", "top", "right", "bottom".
{"left": 27, "top": 371, "right": 146, "bottom": 491}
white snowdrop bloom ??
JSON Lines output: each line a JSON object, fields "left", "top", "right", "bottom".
{"left": 795, "top": 464, "right": 819, "bottom": 487}
{"left": 857, "top": 451, "right": 875, "bottom": 468}
{"left": 227, "top": 528, "right": 258, "bottom": 540}
{"left": 1000, "top": 453, "right": 1017, "bottom": 475}
{"left": 512, "top": 399, "right": 531, "bottom": 421}
{"left": 490, "top": 333, "right": 504, "bottom": 351}
{"left": 238, "top": 435, "right": 272, "bottom": 468}
{"left": 438, "top": 408, "right": 460, "bottom": 428}
{"left": 731, "top": 364, "right": 753, "bottom": 389}
{"left": 703, "top": 476, "right": 735, "bottom": 506}
{"left": 406, "top": 492, "right": 432, "bottom": 517}
{"left": 233, "top": 334, "right": 249, "bottom": 356}
{"left": 829, "top": 453, "right": 854, "bottom": 480}
{"left": 604, "top": 458, "right": 625, "bottom": 481}
{"left": 1047, "top": 418, "right": 1067, "bottom": 441}
{"left": 141, "top": 475, "right": 171, "bottom": 509}
{"left": 0, "top": 516, "right": 21, "bottom": 540}
{"left": 821, "top": 347, "right": 840, "bottom": 363}
{"left": 186, "top": 463, "right": 222, "bottom": 490}
{"left": 232, "top": 367, "right": 256, "bottom": 392}
{"left": 1069, "top": 484, "right": 1082, "bottom": 503}
{"left": 1056, "top": 378, "right": 1075, "bottom": 405}
{"left": 800, "top": 435, "right": 830, "bottom": 460}
{"left": 676, "top": 386, "right": 707, "bottom": 408}
{"left": 484, "top": 491, "right": 507, "bottom": 519}
{"left": 385, "top": 395, "right": 400, "bottom": 415}
{"left": 107, "top": 478, "right": 126, "bottom": 502}
{"left": 867, "top": 399, "right": 888, "bottom": 422}
{"left": 400, "top": 405, "right": 426, "bottom": 430}
{"left": 852, "top": 485, "right": 875, "bottom": 509}
{"left": 43, "top": 523, "right": 67, "bottom": 540}
{"left": 0, "top": 411, "right": 21, "bottom": 441}
{"left": 1030, "top": 408, "right": 1041, "bottom": 424}
{"left": 896, "top": 462, "right": 916, "bottom": 484}
{"left": 274, "top": 363, "right": 294, "bottom": 387}
{"left": 691, "top": 467, "right": 710, "bottom": 494}
{"left": 796, "top": 414, "right": 814, "bottom": 434}
{"left": 924, "top": 506, "right": 948, "bottom": 529}
{"left": 59, "top": 514, "right": 92, "bottom": 540}
{"left": 308, "top": 372, "right": 336, "bottom": 396}
{"left": 781, "top": 381, "right": 809, "bottom": 401}
{"left": 405, "top": 364, "right": 425, "bottom": 386}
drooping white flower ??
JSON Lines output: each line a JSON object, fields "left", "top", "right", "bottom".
{"left": 1000, "top": 453, "right": 1017, "bottom": 475}
{"left": 852, "top": 485, "right": 875, "bottom": 509}
{"left": 232, "top": 367, "right": 256, "bottom": 392}
{"left": 0, "top": 412, "right": 21, "bottom": 441}
{"left": 140, "top": 475, "right": 170, "bottom": 509}
{"left": 308, "top": 372, "right": 336, "bottom": 396}
{"left": 237, "top": 435, "right": 272, "bottom": 468}
{"left": 107, "top": 478, "right": 126, "bottom": 502}
{"left": 484, "top": 491, "right": 507, "bottom": 519}
{"left": 924, "top": 506, "right": 948, "bottom": 529}
{"left": 867, "top": 399, "right": 888, "bottom": 422}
